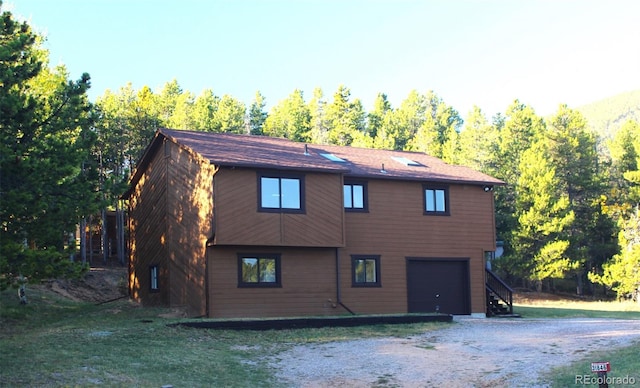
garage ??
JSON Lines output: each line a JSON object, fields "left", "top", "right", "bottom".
{"left": 406, "top": 258, "right": 471, "bottom": 315}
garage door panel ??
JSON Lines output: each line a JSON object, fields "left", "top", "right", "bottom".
{"left": 406, "top": 258, "right": 470, "bottom": 315}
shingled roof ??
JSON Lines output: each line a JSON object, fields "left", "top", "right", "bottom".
{"left": 127, "top": 128, "right": 504, "bottom": 195}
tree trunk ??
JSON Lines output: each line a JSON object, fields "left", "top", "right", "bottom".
{"left": 576, "top": 272, "right": 584, "bottom": 296}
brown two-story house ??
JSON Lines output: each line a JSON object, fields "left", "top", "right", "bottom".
{"left": 124, "top": 128, "right": 504, "bottom": 318}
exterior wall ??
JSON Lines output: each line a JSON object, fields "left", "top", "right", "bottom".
{"left": 165, "top": 141, "right": 215, "bottom": 316}
{"left": 207, "top": 246, "right": 338, "bottom": 318}
{"left": 129, "top": 139, "right": 214, "bottom": 316}
{"left": 128, "top": 141, "right": 170, "bottom": 307}
{"left": 212, "top": 168, "right": 345, "bottom": 247}
{"left": 205, "top": 177, "right": 495, "bottom": 318}
{"left": 338, "top": 179, "right": 496, "bottom": 315}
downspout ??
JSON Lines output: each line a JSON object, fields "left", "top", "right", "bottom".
{"left": 335, "top": 247, "right": 355, "bottom": 315}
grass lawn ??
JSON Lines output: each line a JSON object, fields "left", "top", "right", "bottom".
{"left": 0, "top": 285, "right": 446, "bottom": 387}
{"left": 514, "top": 297, "right": 640, "bottom": 386}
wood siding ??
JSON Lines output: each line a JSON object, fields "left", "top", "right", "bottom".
{"left": 128, "top": 141, "right": 169, "bottom": 307}
{"left": 212, "top": 168, "right": 345, "bottom": 247}
{"left": 130, "top": 137, "right": 497, "bottom": 318}
{"left": 129, "top": 139, "right": 214, "bottom": 316}
{"left": 208, "top": 246, "right": 337, "bottom": 318}
{"left": 338, "top": 179, "right": 495, "bottom": 315}
{"left": 165, "top": 141, "right": 215, "bottom": 316}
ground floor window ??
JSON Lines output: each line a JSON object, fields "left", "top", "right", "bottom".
{"left": 150, "top": 265, "right": 159, "bottom": 291}
{"left": 238, "top": 254, "right": 281, "bottom": 287}
{"left": 351, "top": 255, "right": 381, "bottom": 287}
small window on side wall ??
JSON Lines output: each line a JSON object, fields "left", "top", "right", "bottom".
{"left": 351, "top": 255, "right": 381, "bottom": 287}
{"left": 150, "top": 265, "right": 159, "bottom": 292}
{"left": 238, "top": 254, "right": 281, "bottom": 287}
{"left": 344, "top": 180, "right": 368, "bottom": 212}
{"left": 423, "top": 185, "right": 449, "bottom": 215}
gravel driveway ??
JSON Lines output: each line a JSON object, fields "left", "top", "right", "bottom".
{"left": 270, "top": 317, "right": 640, "bottom": 387}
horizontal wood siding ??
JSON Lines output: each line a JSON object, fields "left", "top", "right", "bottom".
{"left": 208, "top": 246, "right": 337, "bottom": 318}
{"left": 128, "top": 142, "right": 169, "bottom": 307}
{"left": 339, "top": 180, "right": 496, "bottom": 315}
{"left": 213, "top": 168, "right": 344, "bottom": 247}
{"left": 165, "top": 141, "right": 214, "bottom": 316}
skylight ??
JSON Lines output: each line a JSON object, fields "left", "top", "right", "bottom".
{"left": 320, "top": 153, "right": 347, "bottom": 163}
{"left": 391, "top": 156, "right": 421, "bottom": 166}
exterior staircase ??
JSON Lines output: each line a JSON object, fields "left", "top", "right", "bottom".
{"left": 486, "top": 268, "right": 520, "bottom": 317}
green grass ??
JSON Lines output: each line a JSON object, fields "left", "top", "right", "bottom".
{"left": 514, "top": 299, "right": 640, "bottom": 386}
{"left": 515, "top": 305, "right": 640, "bottom": 319}
{"left": 544, "top": 340, "right": 640, "bottom": 387}
{"left": 0, "top": 286, "right": 446, "bottom": 387}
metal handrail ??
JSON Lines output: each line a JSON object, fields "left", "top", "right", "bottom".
{"left": 485, "top": 268, "right": 513, "bottom": 315}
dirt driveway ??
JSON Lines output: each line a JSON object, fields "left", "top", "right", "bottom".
{"left": 270, "top": 317, "right": 640, "bottom": 387}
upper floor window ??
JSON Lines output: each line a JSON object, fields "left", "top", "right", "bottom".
{"left": 423, "top": 185, "right": 449, "bottom": 215}
{"left": 238, "top": 254, "right": 281, "bottom": 287}
{"left": 344, "top": 181, "right": 368, "bottom": 211}
{"left": 259, "top": 173, "right": 304, "bottom": 213}
{"left": 351, "top": 255, "right": 381, "bottom": 287}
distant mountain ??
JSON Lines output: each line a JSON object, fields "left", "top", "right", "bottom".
{"left": 577, "top": 90, "right": 640, "bottom": 141}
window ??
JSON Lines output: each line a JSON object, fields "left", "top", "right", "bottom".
{"left": 238, "top": 254, "right": 281, "bottom": 287}
{"left": 320, "top": 153, "right": 347, "bottom": 163}
{"left": 391, "top": 156, "right": 421, "bottom": 166}
{"left": 259, "top": 173, "right": 304, "bottom": 213}
{"left": 351, "top": 255, "right": 381, "bottom": 287}
{"left": 344, "top": 181, "right": 368, "bottom": 211}
{"left": 150, "top": 265, "right": 159, "bottom": 291}
{"left": 423, "top": 185, "right": 449, "bottom": 215}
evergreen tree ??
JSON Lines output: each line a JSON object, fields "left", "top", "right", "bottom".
{"left": 590, "top": 211, "right": 640, "bottom": 299}
{"left": 325, "top": 85, "right": 367, "bottom": 146}
{"left": 492, "top": 101, "right": 545, "bottom": 280}
{"left": 405, "top": 91, "right": 462, "bottom": 163}
{"left": 367, "top": 93, "right": 392, "bottom": 139}
{"left": 546, "top": 105, "right": 615, "bottom": 294}
{"left": 167, "top": 90, "right": 196, "bottom": 130}
{"left": 248, "top": 91, "right": 267, "bottom": 135}
{"left": 192, "top": 89, "right": 220, "bottom": 132}
{"left": 458, "top": 106, "right": 500, "bottom": 172}
{"left": 386, "top": 90, "right": 426, "bottom": 150}
{"left": 511, "top": 140, "right": 575, "bottom": 288}
{"left": 156, "top": 79, "right": 182, "bottom": 124}
{"left": 263, "top": 89, "right": 310, "bottom": 141}
{"left": 308, "top": 87, "right": 329, "bottom": 144}
{"left": 589, "top": 120, "right": 640, "bottom": 298}
{"left": 0, "top": 7, "right": 96, "bottom": 289}
{"left": 213, "top": 94, "right": 246, "bottom": 134}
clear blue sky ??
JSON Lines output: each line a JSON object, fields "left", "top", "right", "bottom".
{"left": 7, "top": 0, "right": 640, "bottom": 118}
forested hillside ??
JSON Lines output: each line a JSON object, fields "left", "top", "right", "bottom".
{"left": 3, "top": 5, "right": 639, "bottom": 301}
{"left": 578, "top": 89, "right": 640, "bottom": 141}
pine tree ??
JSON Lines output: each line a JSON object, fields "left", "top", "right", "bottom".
{"left": 263, "top": 89, "right": 310, "bottom": 141}
{"left": 0, "top": 7, "right": 97, "bottom": 289}
{"left": 248, "top": 91, "right": 267, "bottom": 135}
